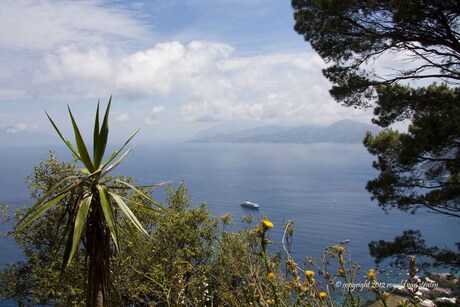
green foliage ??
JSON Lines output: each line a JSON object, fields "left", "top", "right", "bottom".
{"left": 2, "top": 154, "right": 380, "bottom": 306}
{"left": 369, "top": 230, "right": 460, "bottom": 270}
{"left": 0, "top": 154, "right": 85, "bottom": 305}
{"left": 12, "top": 99, "right": 163, "bottom": 306}
{"left": 293, "top": 2, "right": 460, "bottom": 277}
{"left": 363, "top": 84, "right": 460, "bottom": 217}
{"left": 113, "top": 183, "right": 219, "bottom": 306}
{"left": 16, "top": 99, "right": 153, "bottom": 267}
{"left": 293, "top": 0, "right": 460, "bottom": 275}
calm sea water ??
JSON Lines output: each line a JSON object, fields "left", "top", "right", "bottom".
{"left": 1, "top": 142, "right": 458, "bottom": 298}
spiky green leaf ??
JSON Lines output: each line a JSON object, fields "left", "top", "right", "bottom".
{"left": 119, "top": 216, "right": 142, "bottom": 249}
{"left": 101, "top": 148, "right": 132, "bottom": 178}
{"left": 109, "top": 192, "right": 148, "bottom": 236}
{"left": 16, "top": 193, "right": 67, "bottom": 232}
{"left": 96, "top": 184, "right": 119, "bottom": 251}
{"left": 100, "top": 128, "right": 139, "bottom": 171}
{"left": 116, "top": 179, "right": 164, "bottom": 210}
{"left": 94, "top": 97, "right": 111, "bottom": 169}
{"left": 115, "top": 194, "right": 161, "bottom": 213}
{"left": 46, "top": 111, "right": 80, "bottom": 159}
{"left": 93, "top": 100, "right": 100, "bottom": 158}
{"left": 67, "top": 106, "right": 95, "bottom": 173}
{"left": 16, "top": 175, "right": 79, "bottom": 230}
{"left": 67, "top": 194, "right": 92, "bottom": 266}
{"left": 108, "top": 180, "right": 171, "bottom": 190}
{"left": 61, "top": 216, "right": 75, "bottom": 277}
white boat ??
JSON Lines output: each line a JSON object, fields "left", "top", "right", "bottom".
{"left": 240, "top": 200, "right": 259, "bottom": 209}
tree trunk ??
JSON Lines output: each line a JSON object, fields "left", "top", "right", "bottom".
{"left": 86, "top": 202, "right": 110, "bottom": 307}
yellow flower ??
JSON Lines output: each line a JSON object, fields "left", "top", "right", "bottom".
{"left": 367, "top": 269, "right": 375, "bottom": 280}
{"left": 305, "top": 270, "right": 315, "bottom": 278}
{"left": 261, "top": 219, "right": 274, "bottom": 230}
{"left": 267, "top": 272, "right": 275, "bottom": 279}
{"left": 319, "top": 292, "right": 327, "bottom": 299}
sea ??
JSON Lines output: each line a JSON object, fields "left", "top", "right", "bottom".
{"left": 1, "top": 141, "right": 459, "bottom": 302}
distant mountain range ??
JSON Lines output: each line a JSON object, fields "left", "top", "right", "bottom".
{"left": 190, "top": 120, "right": 381, "bottom": 144}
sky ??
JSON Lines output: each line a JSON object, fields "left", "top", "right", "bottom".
{"left": 0, "top": 0, "right": 374, "bottom": 142}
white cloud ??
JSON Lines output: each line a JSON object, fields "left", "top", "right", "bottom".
{"left": 0, "top": 0, "right": 378, "bottom": 136}
{"left": 115, "top": 113, "right": 131, "bottom": 122}
{"left": 0, "top": 0, "right": 148, "bottom": 51}
{"left": 29, "top": 41, "right": 235, "bottom": 99}
{"left": 0, "top": 0, "right": 149, "bottom": 100}
{"left": 115, "top": 41, "right": 234, "bottom": 97}
{"left": 152, "top": 105, "right": 165, "bottom": 114}
{"left": 174, "top": 49, "right": 367, "bottom": 124}
{"left": 144, "top": 105, "right": 165, "bottom": 125}
{"left": 33, "top": 45, "right": 116, "bottom": 98}
{"left": 9, "top": 40, "right": 371, "bottom": 125}
{"left": 0, "top": 0, "right": 372, "bottom": 127}
{"left": 6, "top": 123, "right": 39, "bottom": 133}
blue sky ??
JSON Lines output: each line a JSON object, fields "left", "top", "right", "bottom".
{"left": 0, "top": 0, "right": 373, "bottom": 141}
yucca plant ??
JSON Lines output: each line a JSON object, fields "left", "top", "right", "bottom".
{"left": 15, "top": 97, "right": 162, "bottom": 307}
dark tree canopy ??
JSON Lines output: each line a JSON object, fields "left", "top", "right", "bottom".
{"left": 293, "top": 0, "right": 460, "bottom": 217}
{"left": 293, "top": 0, "right": 460, "bottom": 107}
{"left": 365, "top": 84, "right": 460, "bottom": 217}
